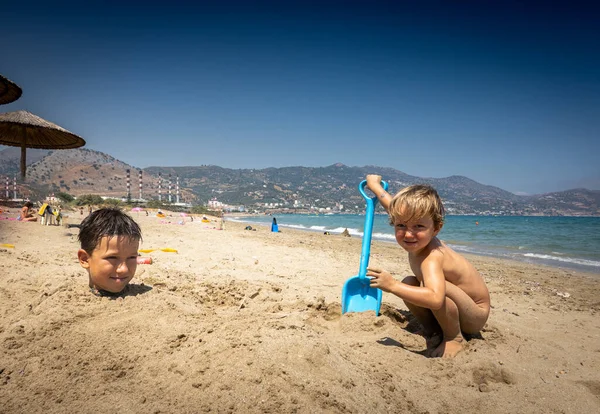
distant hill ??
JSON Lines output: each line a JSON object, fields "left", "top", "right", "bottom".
{"left": 145, "top": 163, "right": 599, "bottom": 216}
{"left": 0, "top": 148, "right": 598, "bottom": 216}
{"left": 7, "top": 148, "right": 196, "bottom": 203}
{"left": 0, "top": 147, "right": 51, "bottom": 175}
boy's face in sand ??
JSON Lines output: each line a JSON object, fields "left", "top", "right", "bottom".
{"left": 393, "top": 213, "right": 441, "bottom": 254}
{"left": 78, "top": 235, "right": 139, "bottom": 293}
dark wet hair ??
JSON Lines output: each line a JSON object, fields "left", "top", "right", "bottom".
{"left": 78, "top": 208, "right": 142, "bottom": 254}
{"left": 24, "top": 201, "right": 33, "bottom": 208}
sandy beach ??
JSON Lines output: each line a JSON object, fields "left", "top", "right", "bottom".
{"left": 1, "top": 206, "right": 599, "bottom": 413}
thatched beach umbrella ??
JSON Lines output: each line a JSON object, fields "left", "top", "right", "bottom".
{"left": 0, "top": 110, "right": 86, "bottom": 180}
{"left": 0, "top": 74, "right": 22, "bottom": 105}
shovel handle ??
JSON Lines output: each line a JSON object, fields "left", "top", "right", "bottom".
{"left": 359, "top": 180, "right": 389, "bottom": 204}
{"left": 358, "top": 179, "right": 388, "bottom": 281}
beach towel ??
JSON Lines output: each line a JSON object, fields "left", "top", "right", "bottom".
{"left": 38, "top": 203, "right": 49, "bottom": 216}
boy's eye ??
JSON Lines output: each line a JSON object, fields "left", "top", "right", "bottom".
{"left": 396, "top": 224, "right": 406, "bottom": 228}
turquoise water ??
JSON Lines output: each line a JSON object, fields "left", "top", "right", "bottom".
{"left": 229, "top": 214, "right": 600, "bottom": 273}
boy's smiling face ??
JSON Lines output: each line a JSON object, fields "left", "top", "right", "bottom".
{"left": 78, "top": 235, "right": 139, "bottom": 293}
{"left": 393, "top": 213, "right": 441, "bottom": 254}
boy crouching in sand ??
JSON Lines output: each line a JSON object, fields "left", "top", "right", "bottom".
{"left": 77, "top": 208, "right": 142, "bottom": 296}
{"left": 365, "top": 175, "right": 490, "bottom": 358}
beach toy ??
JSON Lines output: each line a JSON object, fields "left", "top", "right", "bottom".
{"left": 1, "top": 244, "right": 15, "bottom": 248}
{"left": 138, "top": 248, "right": 178, "bottom": 253}
{"left": 138, "top": 249, "right": 156, "bottom": 253}
{"left": 136, "top": 257, "right": 153, "bottom": 264}
{"left": 341, "top": 179, "right": 388, "bottom": 315}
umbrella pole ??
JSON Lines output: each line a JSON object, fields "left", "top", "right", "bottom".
{"left": 20, "top": 142, "right": 26, "bottom": 180}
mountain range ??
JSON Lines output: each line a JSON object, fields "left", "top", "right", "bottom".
{"left": 0, "top": 147, "right": 598, "bottom": 216}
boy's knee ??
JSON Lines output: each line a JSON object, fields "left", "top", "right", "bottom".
{"left": 402, "top": 276, "right": 420, "bottom": 286}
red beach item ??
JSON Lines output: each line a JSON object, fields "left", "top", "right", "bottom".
{"left": 136, "top": 257, "right": 153, "bottom": 264}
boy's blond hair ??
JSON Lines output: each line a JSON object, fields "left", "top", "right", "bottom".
{"left": 389, "top": 184, "right": 445, "bottom": 230}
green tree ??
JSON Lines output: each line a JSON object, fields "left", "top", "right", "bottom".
{"left": 146, "top": 200, "right": 168, "bottom": 210}
{"left": 103, "top": 198, "right": 123, "bottom": 207}
{"left": 56, "top": 192, "right": 75, "bottom": 204}
{"left": 191, "top": 205, "right": 220, "bottom": 216}
{"left": 75, "top": 194, "right": 104, "bottom": 206}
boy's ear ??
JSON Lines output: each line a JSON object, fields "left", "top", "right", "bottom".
{"left": 78, "top": 249, "right": 91, "bottom": 269}
{"left": 434, "top": 222, "right": 444, "bottom": 235}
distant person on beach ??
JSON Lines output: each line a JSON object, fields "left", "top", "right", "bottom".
{"left": 77, "top": 208, "right": 142, "bottom": 296}
{"left": 365, "top": 175, "right": 490, "bottom": 358}
{"left": 19, "top": 201, "right": 37, "bottom": 222}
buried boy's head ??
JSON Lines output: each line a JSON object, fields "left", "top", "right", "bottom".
{"left": 77, "top": 208, "right": 142, "bottom": 293}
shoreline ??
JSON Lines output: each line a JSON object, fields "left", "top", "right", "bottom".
{"left": 227, "top": 214, "right": 600, "bottom": 275}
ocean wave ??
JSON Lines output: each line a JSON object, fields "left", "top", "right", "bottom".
{"left": 329, "top": 226, "right": 352, "bottom": 233}
{"left": 225, "top": 215, "right": 600, "bottom": 272}
{"left": 283, "top": 224, "right": 310, "bottom": 230}
{"left": 372, "top": 232, "right": 396, "bottom": 242}
{"left": 346, "top": 228, "right": 363, "bottom": 237}
{"left": 522, "top": 253, "right": 600, "bottom": 268}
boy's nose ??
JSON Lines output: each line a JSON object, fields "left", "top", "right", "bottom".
{"left": 116, "top": 261, "right": 129, "bottom": 273}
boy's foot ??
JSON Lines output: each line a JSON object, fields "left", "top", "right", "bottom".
{"left": 415, "top": 329, "right": 443, "bottom": 355}
{"left": 430, "top": 338, "right": 464, "bottom": 358}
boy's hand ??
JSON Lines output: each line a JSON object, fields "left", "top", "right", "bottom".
{"left": 367, "top": 267, "right": 395, "bottom": 292}
{"left": 366, "top": 174, "right": 383, "bottom": 192}
{"left": 366, "top": 174, "right": 391, "bottom": 212}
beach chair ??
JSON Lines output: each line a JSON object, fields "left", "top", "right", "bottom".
{"left": 38, "top": 203, "right": 57, "bottom": 226}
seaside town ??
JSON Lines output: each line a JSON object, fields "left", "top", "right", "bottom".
{"left": 1, "top": 148, "right": 598, "bottom": 217}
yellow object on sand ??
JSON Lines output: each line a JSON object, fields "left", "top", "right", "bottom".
{"left": 38, "top": 203, "right": 49, "bottom": 215}
{"left": 160, "top": 248, "right": 178, "bottom": 253}
{"left": 157, "top": 213, "right": 166, "bottom": 218}
{"left": 38, "top": 204, "right": 58, "bottom": 216}
{"left": 201, "top": 219, "right": 210, "bottom": 223}
{"left": 1, "top": 244, "right": 15, "bottom": 248}
{"left": 138, "top": 249, "right": 156, "bottom": 253}
{"left": 138, "top": 248, "right": 178, "bottom": 254}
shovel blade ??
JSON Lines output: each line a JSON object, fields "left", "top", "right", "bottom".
{"left": 341, "top": 275, "right": 382, "bottom": 315}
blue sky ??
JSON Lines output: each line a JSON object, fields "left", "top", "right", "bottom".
{"left": 1, "top": 1, "right": 598, "bottom": 195}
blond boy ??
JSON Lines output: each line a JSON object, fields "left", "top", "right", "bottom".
{"left": 366, "top": 175, "right": 490, "bottom": 358}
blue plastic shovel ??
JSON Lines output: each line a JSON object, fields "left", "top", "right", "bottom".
{"left": 341, "top": 179, "right": 389, "bottom": 315}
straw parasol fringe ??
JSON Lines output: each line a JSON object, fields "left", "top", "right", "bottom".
{"left": 0, "top": 110, "right": 86, "bottom": 179}
{"left": 0, "top": 74, "right": 22, "bottom": 105}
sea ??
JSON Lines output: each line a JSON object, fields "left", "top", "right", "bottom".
{"left": 227, "top": 214, "right": 600, "bottom": 274}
